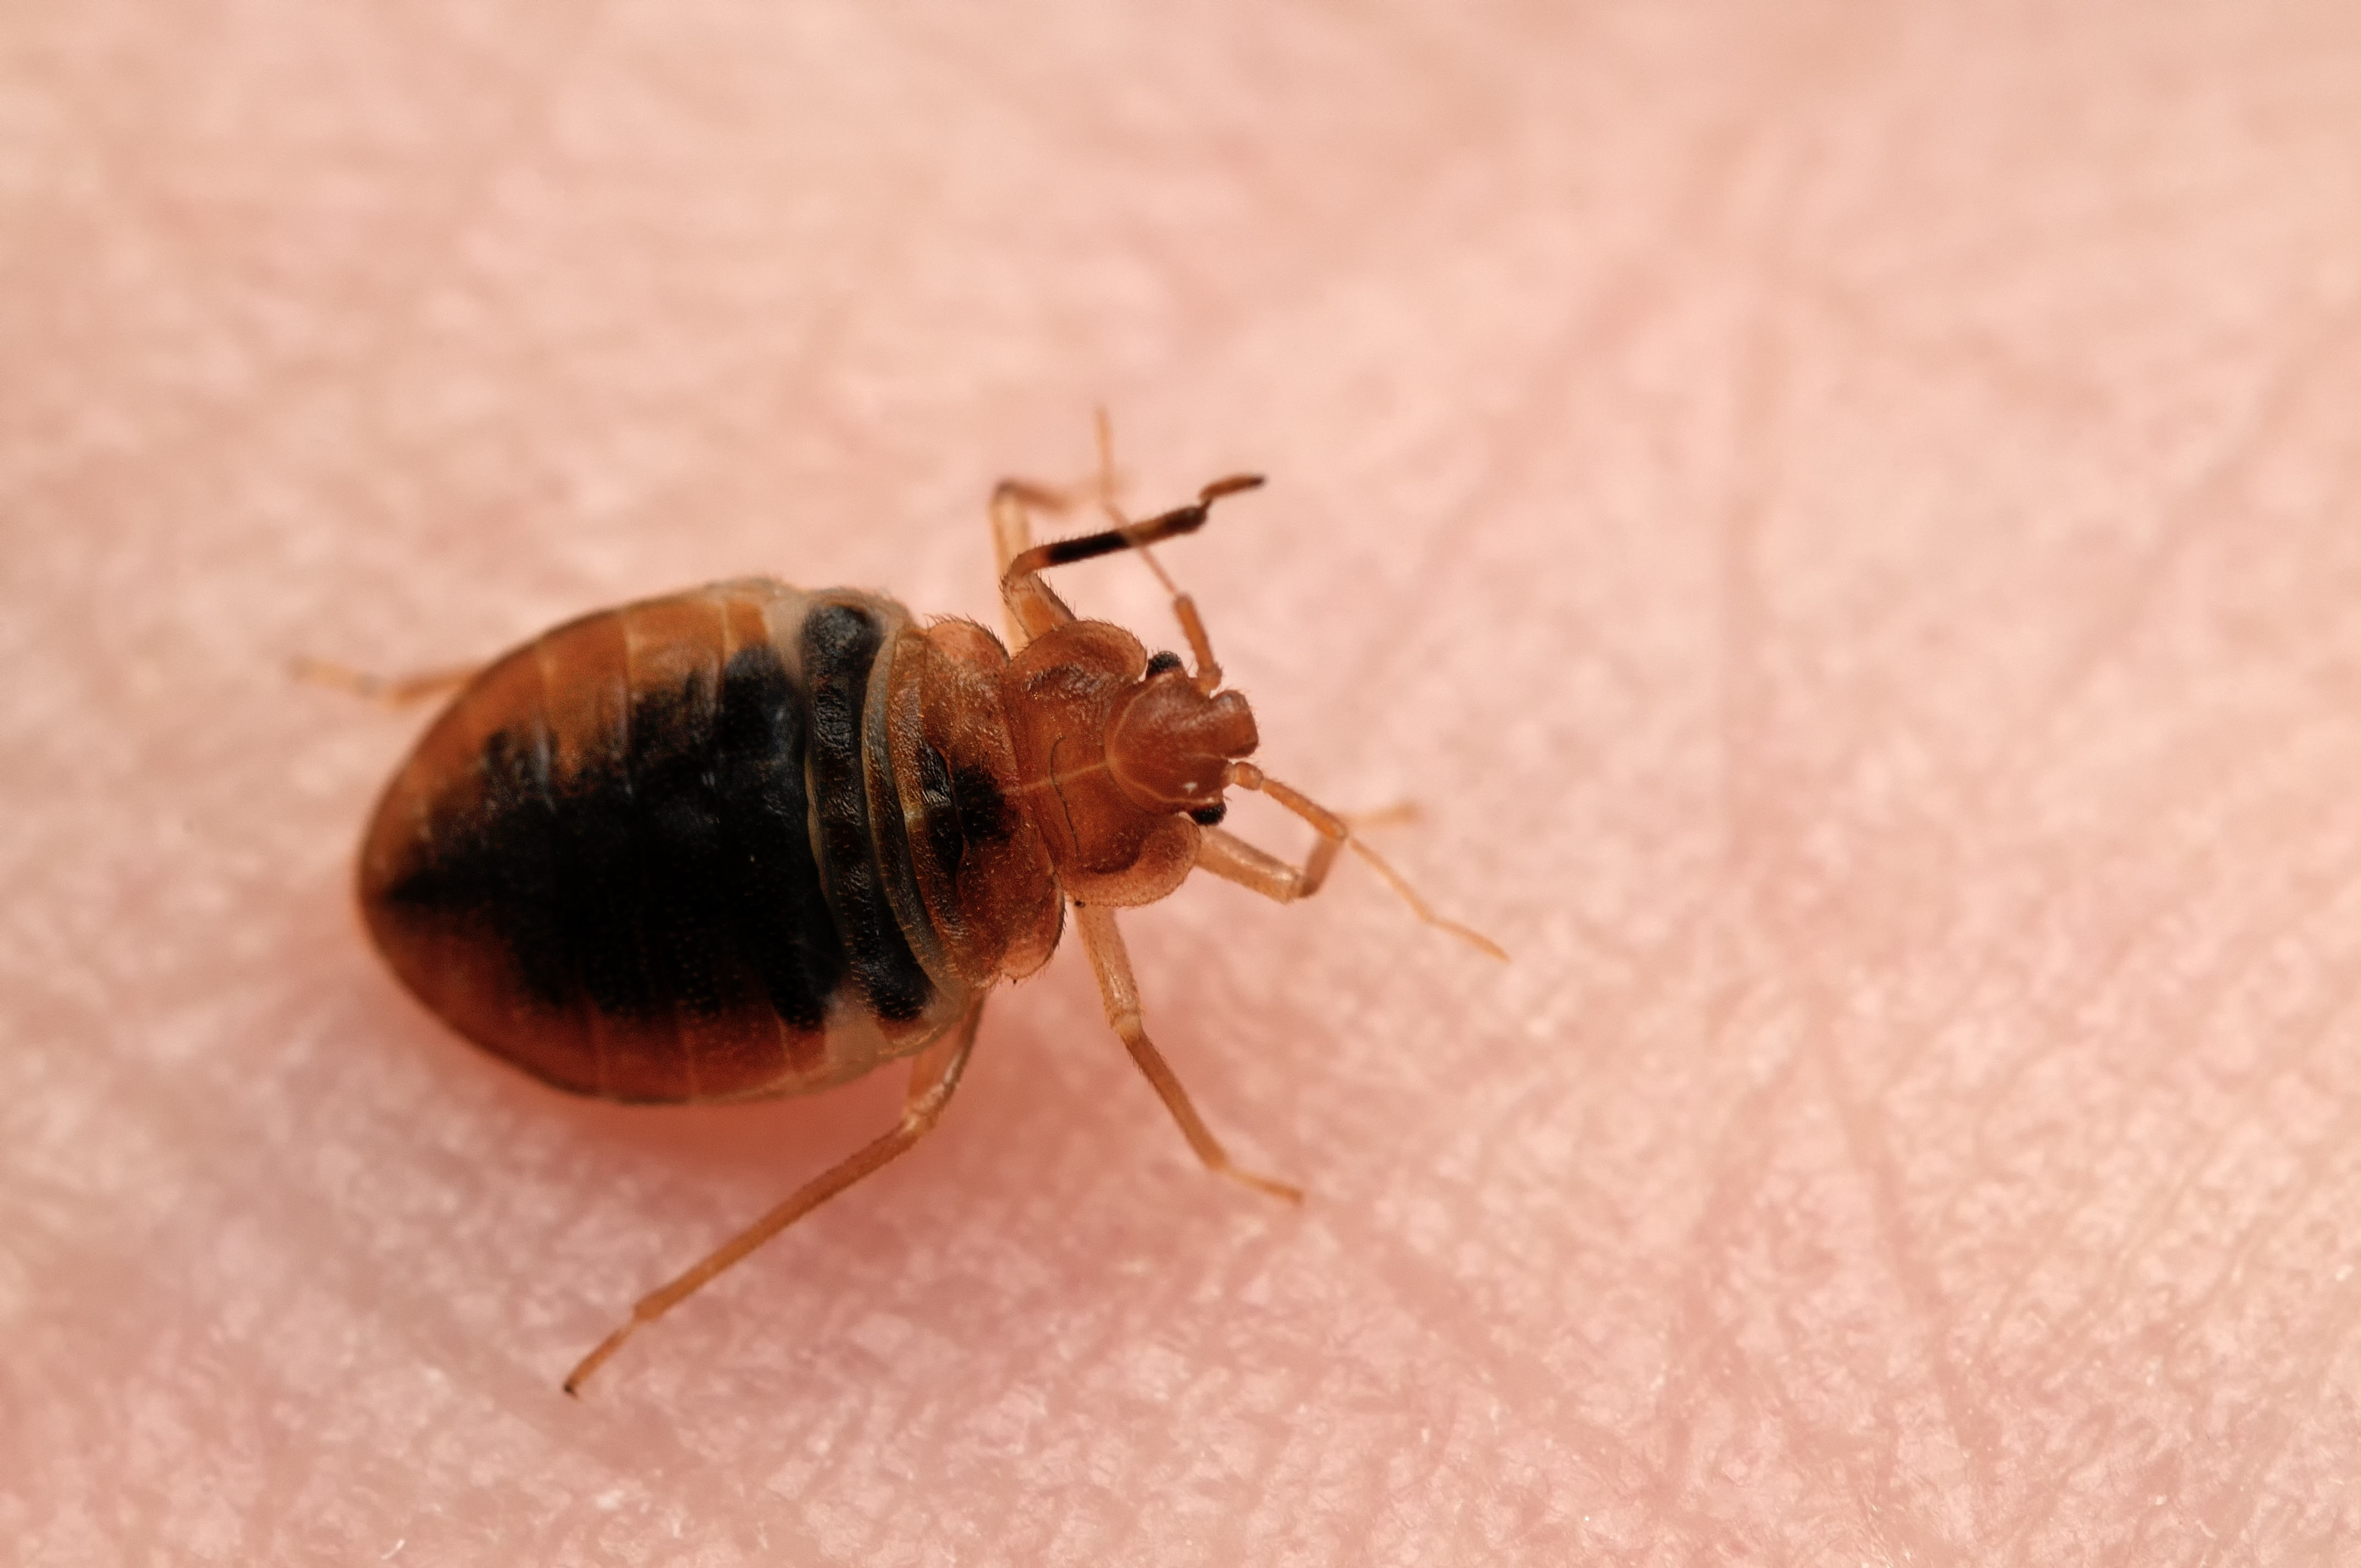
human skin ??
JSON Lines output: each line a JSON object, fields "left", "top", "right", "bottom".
{"left": 8, "top": 1, "right": 2361, "bottom": 1562}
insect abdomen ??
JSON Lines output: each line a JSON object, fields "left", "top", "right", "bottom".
{"left": 359, "top": 582, "right": 973, "bottom": 1103}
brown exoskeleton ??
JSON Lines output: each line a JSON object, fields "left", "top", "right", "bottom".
{"left": 341, "top": 428, "right": 1500, "bottom": 1392}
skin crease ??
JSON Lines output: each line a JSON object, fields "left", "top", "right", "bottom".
{"left": 7, "top": 1, "right": 2361, "bottom": 1562}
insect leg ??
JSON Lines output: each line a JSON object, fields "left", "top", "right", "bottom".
{"left": 1206, "top": 767, "right": 1509, "bottom": 961}
{"left": 1070, "top": 901, "right": 1302, "bottom": 1205}
{"left": 290, "top": 655, "right": 479, "bottom": 707}
{"left": 562, "top": 997, "right": 988, "bottom": 1396}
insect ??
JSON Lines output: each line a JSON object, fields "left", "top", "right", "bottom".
{"left": 341, "top": 433, "right": 1501, "bottom": 1393}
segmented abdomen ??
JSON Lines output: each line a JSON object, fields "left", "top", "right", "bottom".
{"left": 359, "top": 582, "right": 971, "bottom": 1103}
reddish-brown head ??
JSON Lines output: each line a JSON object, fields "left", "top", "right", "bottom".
{"left": 1105, "top": 654, "right": 1259, "bottom": 825}
{"left": 1000, "top": 628, "right": 1252, "bottom": 907}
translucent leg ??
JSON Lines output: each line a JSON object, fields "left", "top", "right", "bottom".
{"left": 289, "top": 655, "right": 478, "bottom": 707}
{"left": 562, "top": 999, "right": 987, "bottom": 1395}
{"left": 1071, "top": 902, "right": 1302, "bottom": 1204}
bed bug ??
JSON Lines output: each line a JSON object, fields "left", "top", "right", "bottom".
{"left": 339, "top": 435, "right": 1502, "bottom": 1393}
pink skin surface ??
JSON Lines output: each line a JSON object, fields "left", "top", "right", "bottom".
{"left": 8, "top": 3, "right": 2361, "bottom": 1563}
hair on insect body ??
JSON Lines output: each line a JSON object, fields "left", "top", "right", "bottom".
{"left": 336, "top": 427, "right": 1503, "bottom": 1394}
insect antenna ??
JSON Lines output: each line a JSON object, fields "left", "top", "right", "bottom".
{"left": 1225, "top": 763, "right": 1508, "bottom": 962}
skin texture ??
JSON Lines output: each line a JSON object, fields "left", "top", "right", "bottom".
{"left": 6, "top": 2, "right": 2361, "bottom": 1562}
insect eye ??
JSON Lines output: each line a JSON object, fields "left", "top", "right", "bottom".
{"left": 1145, "top": 650, "right": 1184, "bottom": 676}
{"left": 1188, "top": 802, "right": 1227, "bottom": 827}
